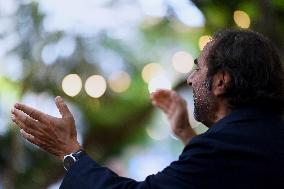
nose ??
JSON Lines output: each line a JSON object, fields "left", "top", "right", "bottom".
{"left": 187, "top": 71, "right": 194, "bottom": 86}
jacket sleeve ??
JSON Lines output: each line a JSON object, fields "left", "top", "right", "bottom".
{"left": 60, "top": 153, "right": 198, "bottom": 189}
{"left": 60, "top": 154, "right": 147, "bottom": 189}
{"left": 60, "top": 135, "right": 218, "bottom": 189}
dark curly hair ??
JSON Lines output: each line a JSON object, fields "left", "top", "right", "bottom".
{"left": 206, "top": 29, "right": 284, "bottom": 113}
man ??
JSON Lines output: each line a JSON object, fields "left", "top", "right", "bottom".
{"left": 11, "top": 29, "right": 284, "bottom": 188}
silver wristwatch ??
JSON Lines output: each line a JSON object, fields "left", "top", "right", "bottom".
{"left": 63, "top": 149, "right": 85, "bottom": 171}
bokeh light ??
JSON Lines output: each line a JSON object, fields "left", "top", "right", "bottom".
{"left": 146, "top": 124, "right": 169, "bottom": 140}
{"left": 41, "top": 37, "right": 76, "bottom": 65}
{"left": 138, "top": 0, "right": 167, "bottom": 17}
{"left": 62, "top": 74, "right": 82, "bottom": 97}
{"left": 198, "top": 35, "right": 211, "bottom": 50}
{"left": 148, "top": 75, "right": 171, "bottom": 93}
{"left": 108, "top": 71, "right": 131, "bottom": 93}
{"left": 167, "top": 0, "right": 205, "bottom": 27}
{"left": 142, "top": 63, "right": 165, "bottom": 83}
{"left": 85, "top": 75, "right": 107, "bottom": 98}
{"left": 172, "top": 51, "right": 194, "bottom": 73}
{"left": 234, "top": 10, "right": 250, "bottom": 29}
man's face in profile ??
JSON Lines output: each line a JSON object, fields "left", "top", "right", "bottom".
{"left": 188, "top": 43, "right": 217, "bottom": 126}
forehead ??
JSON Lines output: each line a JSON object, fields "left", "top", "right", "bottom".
{"left": 198, "top": 41, "right": 213, "bottom": 67}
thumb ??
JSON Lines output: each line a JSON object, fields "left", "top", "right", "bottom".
{"left": 55, "top": 96, "right": 72, "bottom": 118}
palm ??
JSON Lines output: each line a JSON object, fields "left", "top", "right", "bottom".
{"left": 151, "top": 89, "right": 196, "bottom": 144}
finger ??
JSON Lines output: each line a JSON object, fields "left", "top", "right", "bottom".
{"left": 152, "top": 90, "right": 173, "bottom": 102}
{"left": 20, "top": 129, "right": 35, "bottom": 141}
{"left": 152, "top": 100, "right": 169, "bottom": 113}
{"left": 11, "top": 108, "right": 43, "bottom": 136}
{"left": 12, "top": 115, "right": 40, "bottom": 142}
{"left": 153, "top": 100, "right": 169, "bottom": 111}
{"left": 20, "top": 129, "right": 41, "bottom": 147}
{"left": 151, "top": 89, "right": 171, "bottom": 100}
{"left": 11, "top": 113, "right": 25, "bottom": 129}
{"left": 13, "top": 103, "right": 48, "bottom": 122}
{"left": 55, "top": 96, "right": 72, "bottom": 119}
{"left": 171, "top": 93, "right": 187, "bottom": 108}
{"left": 151, "top": 95, "right": 172, "bottom": 112}
{"left": 151, "top": 95, "right": 172, "bottom": 110}
{"left": 20, "top": 128, "right": 53, "bottom": 151}
{"left": 152, "top": 89, "right": 171, "bottom": 94}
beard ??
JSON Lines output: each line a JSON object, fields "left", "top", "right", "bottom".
{"left": 192, "top": 81, "right": 216, "bottom": 127}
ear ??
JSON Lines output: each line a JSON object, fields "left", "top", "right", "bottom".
{"left": 211, "top": 71, "right": 230, "bottom": 96}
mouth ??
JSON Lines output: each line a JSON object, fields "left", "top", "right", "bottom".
{"left": 192, "top": 90, "right": 197, "bottom": 102}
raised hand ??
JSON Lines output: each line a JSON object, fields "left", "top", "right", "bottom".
{"left": 11, "top": 96, "right": 81, "bottom": 160}
{"left": 150, "top": 89, "right": 196, "bottom": 145}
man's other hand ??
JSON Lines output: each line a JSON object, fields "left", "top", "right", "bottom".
{"left": 11, "top": 96, "right": 81, "bottom": 160}
{"left": 150, "top": 89, "right": 196, "bottom": 145}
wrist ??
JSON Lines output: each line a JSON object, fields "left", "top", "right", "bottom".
{"left": 63, "top": 149, "right": 86, "bottom": 171}
{"left": 175, "top": 123, "right": 196, "bottom": 145}
{"left": 59, "top": 142, "right": 82, "bottom": 161}
{"left": 179, "top": 127, "right": 196, "bottom": 145}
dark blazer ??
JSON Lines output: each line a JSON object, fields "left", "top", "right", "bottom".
{"left": 60, "top": 107, "right": 284, "bottom": 189}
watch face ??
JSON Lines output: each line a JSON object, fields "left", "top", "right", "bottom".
{"left": 64, "top": 156, "right": 75, "bottom": 170}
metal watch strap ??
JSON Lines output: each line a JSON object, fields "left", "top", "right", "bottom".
{"left": 72, "top": 149, "right": 85, "bottom": 161}
{"left": 63, "top": 149, "right": 85, "bottom": 171}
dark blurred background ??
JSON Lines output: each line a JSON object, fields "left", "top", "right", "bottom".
{"left": 0, "top": 0, "right": 283, "bottom": 188}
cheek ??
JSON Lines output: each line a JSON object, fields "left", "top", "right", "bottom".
{"left": 191, "top": 73, "right": 201, "bottom": 85}
{"left": 193, "top": 74, "right": 205, "bottom": 88}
